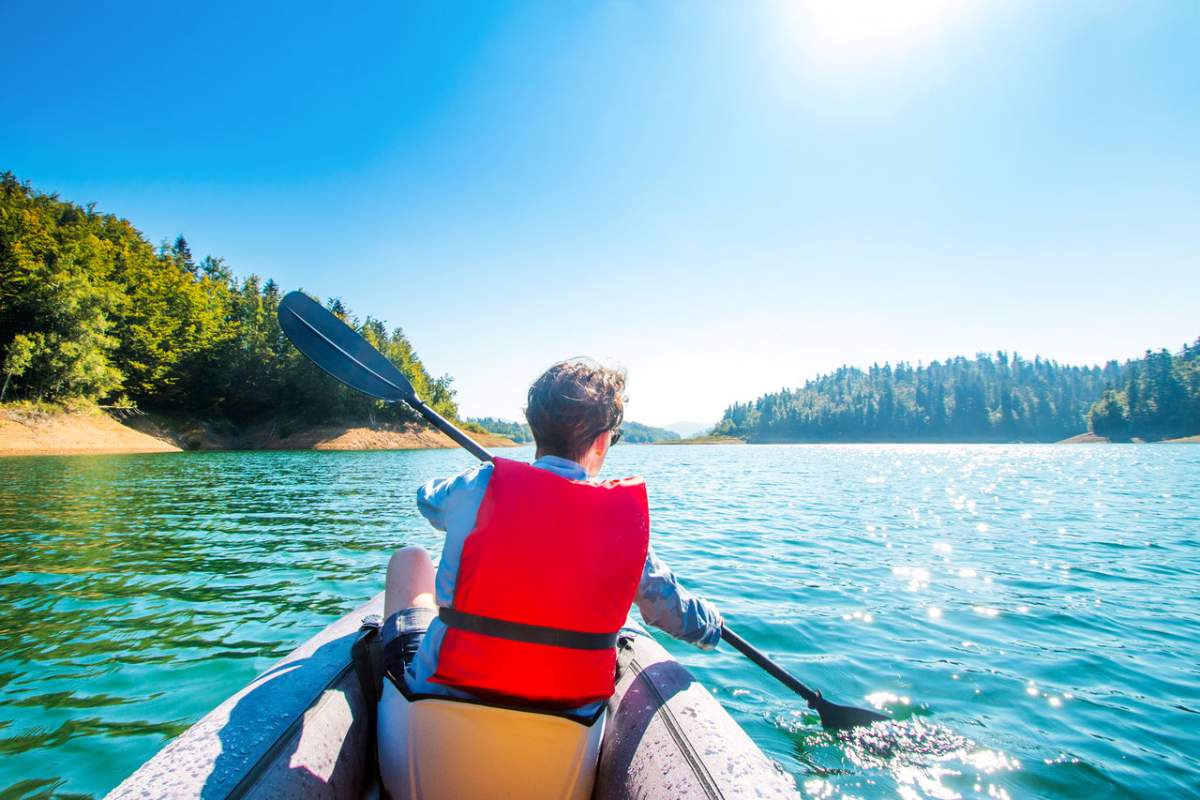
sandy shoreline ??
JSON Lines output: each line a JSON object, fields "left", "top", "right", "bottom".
{"left": 1056, "top": 432, "right": 1198, "bottom": 444}
{"left": 4, "top": 408, "right": 1193, "bottom": 457}
{"left": 0, "top": 407, "right": 516, "bottom": 457}
{"left": 1057, "top": 432, "right": 1111, "bottom": 444}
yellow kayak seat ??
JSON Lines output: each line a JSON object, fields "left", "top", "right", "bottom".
{"left": 377, "top": 678, "right": 605, "bottom": 800}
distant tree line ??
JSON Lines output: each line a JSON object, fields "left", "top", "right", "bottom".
{"left": 0, "top": 173, "right": 459, "bottom": 424}
{"left": 469, "top": 417, "right": 680, "bottom": 444}
{"left": 468, "top": 417, "right": 534, "bottom": 443}
{"left": 621, "top": 421, "right": 681, "bottom": 443}
{"left": 716, "top": 353, "right": 1123, "bottom": 443}
{"left": 1087, "top": 343, "right": 1199, "bottom": 441}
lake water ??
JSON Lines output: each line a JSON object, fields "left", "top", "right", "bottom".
{"left": 0, "top": 444, "right": 1197, "bottom": 798}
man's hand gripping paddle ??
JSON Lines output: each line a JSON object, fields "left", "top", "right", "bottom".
{"left": 277, "top": 290, "right": 889, "bottom": 730}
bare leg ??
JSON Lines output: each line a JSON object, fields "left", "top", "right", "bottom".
{"left": 384, "top": 545, "right": 436, "bottom": 619}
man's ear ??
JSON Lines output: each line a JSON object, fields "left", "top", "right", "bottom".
{"left": 592, "top": 430, "right": 609, "bottom": 456}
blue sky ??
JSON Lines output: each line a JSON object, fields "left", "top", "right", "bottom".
{"left": 3, "top": 1, "right": 1197, "bottom": 425}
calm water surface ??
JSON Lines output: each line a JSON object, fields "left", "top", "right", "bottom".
{"left": 0, "top": 445, "right": 1197, "bottom": 798}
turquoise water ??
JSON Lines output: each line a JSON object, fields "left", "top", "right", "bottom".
{"left": 0, "top": 444, "right": 1197, "bottom": 798}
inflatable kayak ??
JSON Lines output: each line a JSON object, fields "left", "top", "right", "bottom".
{"left": 106, "top": 593, "right": 799, "bottom": 799}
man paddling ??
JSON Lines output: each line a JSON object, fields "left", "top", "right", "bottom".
{"left": 377, "top": 358, "right": 723, "bottom": 733}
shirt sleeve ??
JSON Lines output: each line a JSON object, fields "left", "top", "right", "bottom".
{"left": 635, "top": 544, "right": 723, "bottom": 650}
{"left": 416, "top": 463, "right": 489, "bottom": 532}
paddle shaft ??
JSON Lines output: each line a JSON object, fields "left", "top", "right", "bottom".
{"left": 411, "top": 398, "right": 493, "bottom": 463}
{"left": 720, "top": 624, "right": 821, "bottom": 708}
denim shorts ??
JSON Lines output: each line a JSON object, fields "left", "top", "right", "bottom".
{"left": 380, "top": 606, "right": 437, "bottom": 676}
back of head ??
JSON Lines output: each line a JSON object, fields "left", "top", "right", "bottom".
{"left": 525, "top": 358, "right": 626, "bottom": 463}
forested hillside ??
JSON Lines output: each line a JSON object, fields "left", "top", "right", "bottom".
{"left": 469, "top": 418, "right": 680, "bottom": 444}
{"left": 717, "top": 353, "right": 1113, "bottom": 442}
{"left": 1088, "top": 344, "right": 1200, "bottom": 441}
{"left": 716, "top": 344, "right": 1200, "bottom": 443}
{"left": 0, "top": 173, "right": 459, "bottom": 424}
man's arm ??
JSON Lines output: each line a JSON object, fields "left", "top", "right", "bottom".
{"left": 416, "top": 463, "right": 491, "bottom": 532}
{"left": 635, "top": 545, "right": 723, "bottom": 650}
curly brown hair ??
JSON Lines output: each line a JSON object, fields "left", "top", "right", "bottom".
{"left": 525, "top": 358, "right": 626, "bottom": 462}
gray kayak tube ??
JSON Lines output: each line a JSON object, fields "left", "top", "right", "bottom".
{"left": 595, "top": 627, "right": 799, "bottom": 799}
{"left": 106, "top": 593, "right": 386, "bottom": 800}
{"left": 107, "top": 594, "right": 799, "bottom": 799}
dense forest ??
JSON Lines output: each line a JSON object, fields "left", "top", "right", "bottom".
{"left": 715, "top": 345, "right": 1199, "bottom": 443}
{"left": 1087, "top": 344, "right": 1200, "bottom": 441}
{"left": 469, "top": 417, "right": 680, "bottom": 444}
{"left": 0, "top": 173, "right": 459, "bottom": 425}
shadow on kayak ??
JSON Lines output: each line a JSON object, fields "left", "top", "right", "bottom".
{"left": 201, "top": 631, "right": 369, "bottom": 799}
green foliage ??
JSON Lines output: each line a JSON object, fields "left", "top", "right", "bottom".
{"left": 0, "top": 176, "right": 126, "bottom": 401}
{"left": 0, "top": 173, "right": 462, "bottom": 425}
{"left": 716, "top": 353, "right": 1118, "bottom": 443}
{"left": 1, "top": 333, "right": 35, "bottom": 401}
{"left": 1087, "top": 343, "right": 1200, "bottom": 441}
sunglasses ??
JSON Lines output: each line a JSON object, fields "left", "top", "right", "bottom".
{"left": 609, "top": 428, "right": 622, "bottom": 446}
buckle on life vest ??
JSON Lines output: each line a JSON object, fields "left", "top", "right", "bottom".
{"left": 438, "top": 607, "right": 619, "bottom": 651}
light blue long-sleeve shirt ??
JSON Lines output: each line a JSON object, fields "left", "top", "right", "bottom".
{"left": 405, "top": 454, "right": 722, "bottom": 705}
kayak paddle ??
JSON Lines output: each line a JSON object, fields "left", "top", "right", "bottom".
{"left": 277, "top": 289, "right": 888, "bottom": 730}
{"left": 277, "top": 291, "right": 493, "bottom": 462}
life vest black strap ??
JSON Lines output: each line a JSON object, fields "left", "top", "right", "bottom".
{"left": 438, "top": 607, "right": 618, "bottom": 651}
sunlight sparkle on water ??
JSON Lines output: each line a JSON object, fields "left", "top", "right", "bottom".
{"left": 832, "top": 720, "right": 1020, "bottom": 800}
{"left": 893, "top": 565, "right": 932, "bottom": 591}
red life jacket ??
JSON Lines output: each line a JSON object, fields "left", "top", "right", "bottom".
{"left": 430, "top": 457, "right": 650, "bottom": 707}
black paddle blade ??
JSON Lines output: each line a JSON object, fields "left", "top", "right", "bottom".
{"left": 811, "top": 694, "right": 891, "bottom": 730}
{"left": 278, "top": 291, "right": 417, "bottom": 403}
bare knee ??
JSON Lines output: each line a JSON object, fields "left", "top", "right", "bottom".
{"left": 385, "top": 546, "right": 435, "bottom": 617}
{"left": 388, "top": 545, "right": 433, "bottom": 575}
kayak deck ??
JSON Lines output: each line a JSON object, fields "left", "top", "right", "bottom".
{"left": 106, "top": 593, "right": 798, "bottom": 799}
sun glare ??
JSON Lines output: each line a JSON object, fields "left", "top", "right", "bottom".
{"left": 774, "top": 0, "right": 980, "bottom": 75}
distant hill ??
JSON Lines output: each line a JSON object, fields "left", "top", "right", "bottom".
{"left": 714, "top": 340, "right": 1200, "bottom": 443}
{"left": 716, "top": 351, "right": 1116, "bottom": 443}
{"left": 468, "top": 417, "right": 679, "bottom": 444}
{"left": 621, "top": 421, "right": 681, "bottom": 443}
{"left": 663, "top": 421, "right": 712, "bottom": 438}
